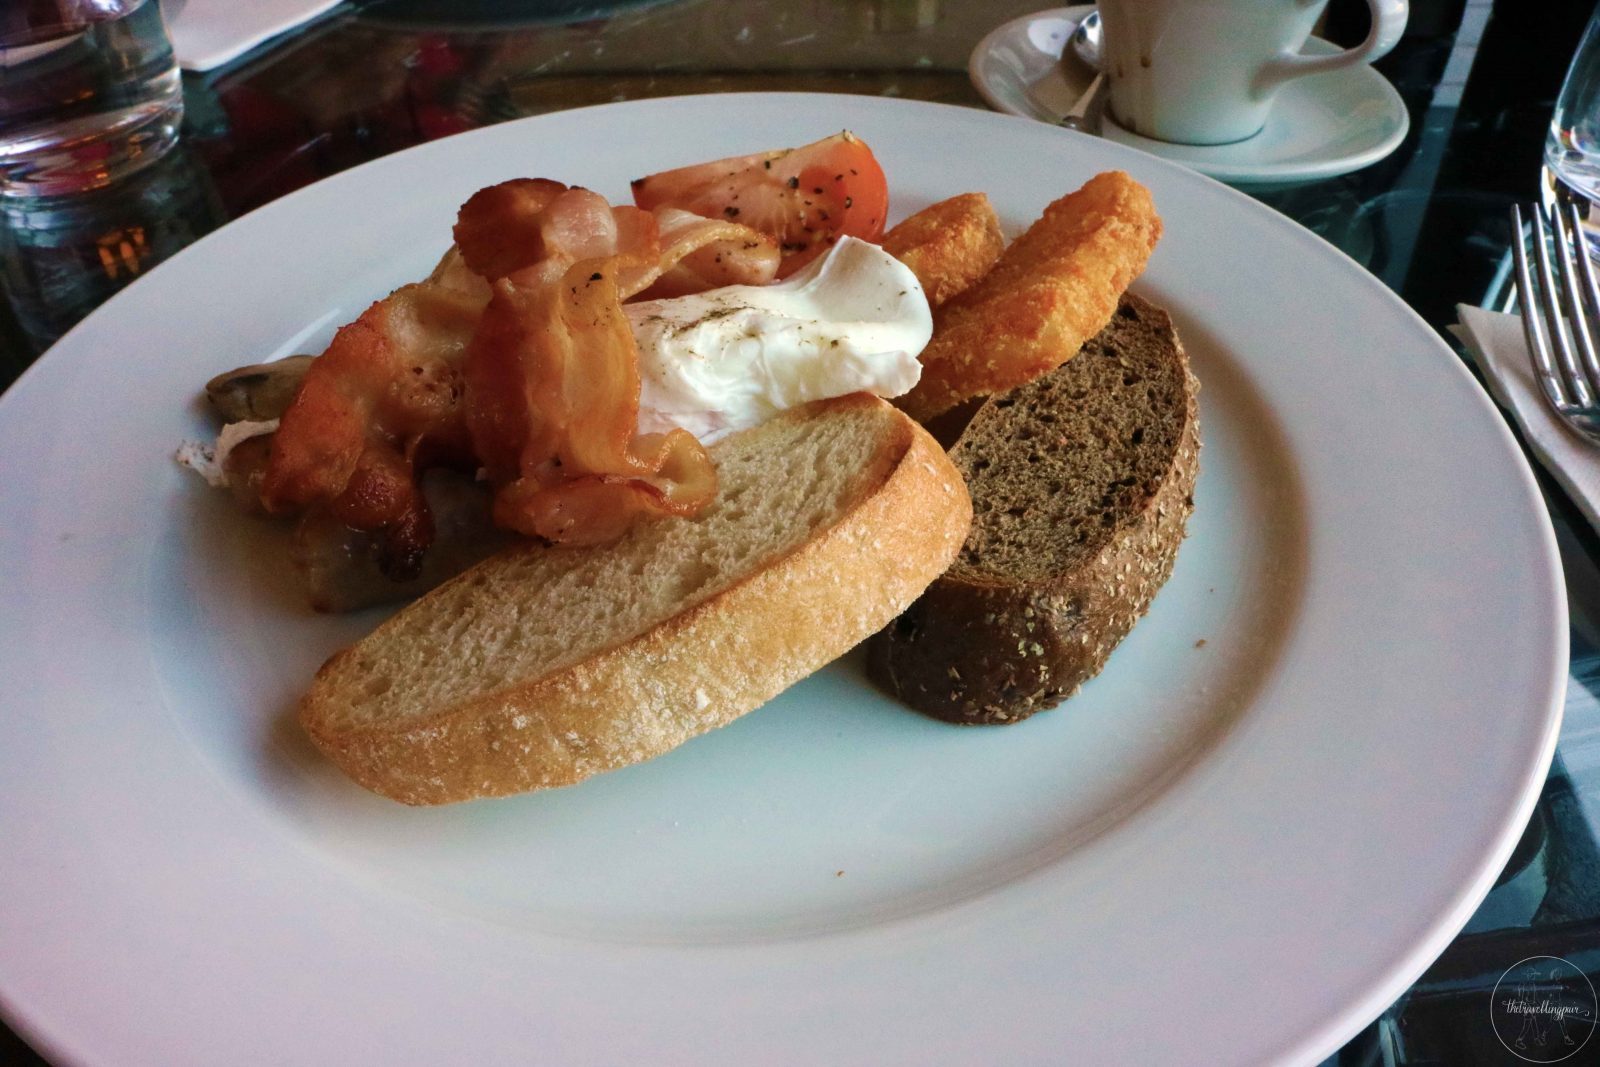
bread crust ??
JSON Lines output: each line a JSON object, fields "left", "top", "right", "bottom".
{"left": 300, "top": 397, "right": 972, "bottom": 804}
{"left": 868, "top": 297, "right": 1199, "bottom": 724}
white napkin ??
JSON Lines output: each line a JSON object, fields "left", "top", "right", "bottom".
{"left": 163, "top": 0, "right": 344, "bottom": 72}
{"left": 1454, "top": 303, "right": 1600, "bottom": 532}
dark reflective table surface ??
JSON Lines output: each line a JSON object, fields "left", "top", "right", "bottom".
{"left": 4, "top": 1, "right": 1599, "bottom": 1062}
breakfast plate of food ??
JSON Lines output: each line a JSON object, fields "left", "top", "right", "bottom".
{"left": 0, "top": 94, "right": 1564, "bottom": 1065}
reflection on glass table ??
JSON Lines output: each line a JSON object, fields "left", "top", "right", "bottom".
{"left": 0, "top": 144, "right": 225, "bottom": 355}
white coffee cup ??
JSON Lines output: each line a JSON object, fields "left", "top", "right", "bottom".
{"left": 1096, "top": 0, "right": 1409, "bottom": 145}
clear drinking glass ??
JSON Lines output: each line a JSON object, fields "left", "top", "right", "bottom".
{"left": 0, "top": 0, "right": 183, "bottom": 197}
{"left": 1546, "top": 6, "right": 1600, "bottom": 224}
{"left": 0, "top": 143, "right": 224, "bottom": 353}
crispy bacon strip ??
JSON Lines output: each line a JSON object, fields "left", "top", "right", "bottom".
{"left": 453, "top": 181, "right": 778, "bottom": 298}
{"left": 465, "top": 254, "right": 716, "bottom": 544}
{"left": 453, "top": 179, "right": 661, "bottom": 289}
{"left": 260, "top": 178, "right": 750, "bottom": 571}
{"left": 259, "top": 281, "right": 484, "bottom": 578}
{"left": 636, "top": 208, "right": 781, "bottom": 298}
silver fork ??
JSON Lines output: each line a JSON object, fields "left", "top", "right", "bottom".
{"left": 1511, "top": 201, "right": 1600, "bottom": 442}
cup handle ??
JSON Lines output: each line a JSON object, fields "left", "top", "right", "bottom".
{"left": 1256, "top": 0, "right": 1409, "bottom": 92}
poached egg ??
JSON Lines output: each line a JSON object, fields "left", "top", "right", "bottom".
{"left": 627, "top": 235, "right": 931, "bottom": 442}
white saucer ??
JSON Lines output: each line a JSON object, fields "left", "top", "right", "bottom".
{"left": 969, "top": 6, "right": 1410, "bottom": 184}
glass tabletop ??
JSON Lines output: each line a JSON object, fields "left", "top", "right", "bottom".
{"left": 2, "top": 0, "right": 1596, "bottom": 1062}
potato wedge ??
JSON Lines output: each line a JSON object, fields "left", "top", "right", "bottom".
{"left": 882, "top": 192, "right": 1005, "bottom": 308}
{"left": 896, "top": 171, "right": 1161, "bottom": 423}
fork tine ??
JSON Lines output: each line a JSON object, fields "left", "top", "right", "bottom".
{"left": 1512, "top": 205, "right": 1571, "bottom": 411}
{"left": 1563, "top": 202, "right": 1600, "bottom": 397}
{"left": 1532, "top": 203, "right": 1594, "bottom": 407}
{"left": 1552, "top": 203, "right": 1600, "bottom": 400}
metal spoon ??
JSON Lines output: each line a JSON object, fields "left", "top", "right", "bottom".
{"left": 1058, "top": 11, "right": 1106, "bottom": 132}
{"left": 1071, "top": 9, "right": 1103, "bottom": 70}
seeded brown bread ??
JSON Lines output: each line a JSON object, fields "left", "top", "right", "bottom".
{"left": 300, "top": 394, "right": 972, "bottom": 804}
{"left": 868, "top": 294, "right": 1198, "bottom": 724}
{"left": 895, "top": 171, "right": 1161, "bottom": 423}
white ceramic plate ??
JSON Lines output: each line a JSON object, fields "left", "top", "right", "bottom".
{"left": 0, "top": 94, "right": 1564, "bottom": 1066}
{"left": 970, "top": 6, "right": 1411, "bottom": 184}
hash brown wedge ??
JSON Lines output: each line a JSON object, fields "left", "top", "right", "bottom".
{"left": 895, "top": 171, "right": 1161, "bottom": 423}
{"left": 881, "top": 192, "right": 1005, "bottom": 308}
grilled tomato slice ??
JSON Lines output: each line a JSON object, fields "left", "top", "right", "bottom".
{"left": 630, "top": 131, "right": 889, "bottom": 278}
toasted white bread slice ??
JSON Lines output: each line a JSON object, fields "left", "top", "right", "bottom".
{"left": 300, "top": 394, "right": 973, "bottom": 804}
